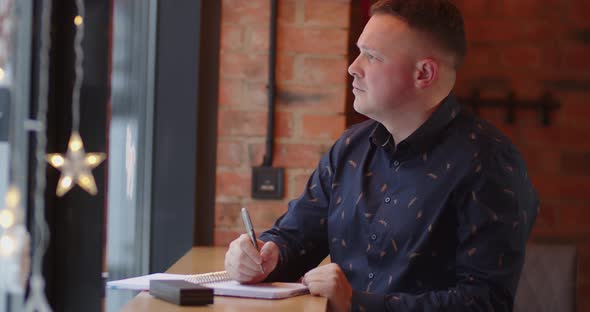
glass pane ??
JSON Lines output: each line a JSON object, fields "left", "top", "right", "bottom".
{"left": 0, "top": 0, "right": 33, "bottom": 311}
{"left": 105, "top": 0, "right": 157, "bottom": 311}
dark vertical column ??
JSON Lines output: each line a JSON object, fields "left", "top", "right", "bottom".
{"left": 41, "top": 0, "right": 110, "bottom": 311}
{"left": 150, "top": 0, "right": 203, "bottom": 272}
{"left": 193, "top": 0, "right": 220, "bottom": 246}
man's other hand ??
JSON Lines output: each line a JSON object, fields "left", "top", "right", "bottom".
{"left": 303, "top": 263, "right": 353, "bottom": 312}
{"left": 224, "top": 234, "right": 279, "bottom": 283}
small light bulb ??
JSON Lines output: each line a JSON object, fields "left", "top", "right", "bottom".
{"left": 0, "top": 68, "right": 4, "bottom": 81}
{"left": 49, "top": 154, "right": 65, "bottom": 168}
{"left": 87, "top": 155, "right": 97, "bottom": 165}
{"left": 74, "top": 15, "right": 83, "bottom": 26}
{"left": 5, "top": 187, "right": 20, "bottom": 208}
{"left": 80, "top": 175, "right": 90, "bottom": 185}
{"left": 70, "top": 137, "right": 82, "bottom": 152}
{"left": 61, "top": 176, "right": 73, "bottom": 188}
{"left": 0, "top": 210, "right": 15, "bottom": 229}
{"left": 0, "top": 234, "right": 16, "bottom": 257}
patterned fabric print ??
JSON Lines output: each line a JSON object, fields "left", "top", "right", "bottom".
{"left": 260, "top": 94, "right": 538, "bottom": 311}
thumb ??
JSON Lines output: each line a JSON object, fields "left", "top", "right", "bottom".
{"left": 260, "top": 241, "right": 278, "bottom": 261}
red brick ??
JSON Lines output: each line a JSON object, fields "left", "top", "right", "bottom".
{"left": 246, "top": 24, "right": 269, "bottom": 51}
{"left": 464, "top": 18, "right": 521, "bottom": 43}
{"left": 519, "top": 126, "right": 590, "bottom": 150}
{"left": 301, "top": 114, "right": 346, "bottom": 140}
{"left": 520, "top": 148, "right": 562, "bottom": 175}
{"left": 571, "top": 0, "right": 590, "bottom": 28}
{"left": 274, "top": 143, "right": 327, "bottom": 168}
{"left": 218, "top": 78, "right": 243, "bottom": 107}
{"left": 220, "top": 24, "right": 244, "bottom": 51}
{"left": 524, "top": 20, "right": 567, "bottom": 44}
{"left": 455, "top": 0, "right": 503, "bottom": 18}
{"left": 218, "top": 110, "right": 267, "bottom": 137}
{"left": 214, "top": 229, "right": 242, "bottom": 246}
{"left": 531, "top": 174, "right": 590, "bottom": 201}
{"left": 216, "top": 170, "right": 251, "bottom": 197}
{"left": 558, "top": 94, "right": 590, "bottom": 128}
{"left": 298, "top": 56, "right": 349, "bottom": 86}
{"left": 278, "top": 26, "right": 349, "bottom": 55}
{"left": 217, "top": 140, "right": 243, "bottom": 166}
{"left": 219, "top": 52, "right": 268, "bottom": 81}
{"left": 534, "top": 202, "right": 557, "bottom": 227}
{"left": 508, "top": 78, "right": 545, "bottom": 101}
{"left": 275, "top": 111, "right": 294, "bottom": 138}
{"left": 304, "top": 0, "right": 351, "bottom": 28}
{"left": 248, "top": 143, "right": 326, "bottom": 168}
{"left": 246, "top": 201, "right": 288, "bottom": 230}
{"left": 278, "top": 0, "right": 297, "bottom": 25}
{"left": 463, "top": 45, "right": 500, "bottom": 69}
{"left": 501, "top": 0, "right": 564, "bottom": 19}
{"left": 558, "top": 202, "right": 590, "bottom": 228}
{"left": 500, "top": 46, "right": 543, "bottom": 70}
{"left": 276, "top": 54, "right": 296, "bottom": 82}
{"left": 215, "top": 202, "right": 242, "bottom": 228}
{"left": 222, "top": 0, "right": 269, "bottom": 25}
{"left": 276, "top": 83, "right": 347, "bottom": 113}
{"left": 563, "top": 43, "right": 590, "bottom": 74}
{"left": 248, "top": 143, "right": 266, "bottom": 167}
{"left": 562, "top": 152, "right": 590, "bottom": 175}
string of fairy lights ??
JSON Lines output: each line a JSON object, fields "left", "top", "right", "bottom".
{"left": 0, "top": 0, "right": 106, "bottom": 310}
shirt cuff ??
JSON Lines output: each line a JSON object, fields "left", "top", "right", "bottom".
{"left": 351, "top": 290, "right": 386, "bottom": 312}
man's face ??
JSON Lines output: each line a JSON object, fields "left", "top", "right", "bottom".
{"left": 348, "top": 14, "right": 419, "bottom": 121}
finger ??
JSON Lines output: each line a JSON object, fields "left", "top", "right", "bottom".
{"left": 237, "top": 250, "right": 264, "bottom": 272}
{"left": 238, "top": 234, "right": 262, "bottom": 265}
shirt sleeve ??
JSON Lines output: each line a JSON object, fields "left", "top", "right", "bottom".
{"left": 351, "top": 146, "right": 539, "bottom": 312}
{"left": 259, "top": 142, "right": 339, "bottom": 282}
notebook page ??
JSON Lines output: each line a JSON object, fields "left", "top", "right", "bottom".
{"left": 204, "top": 281, "right": 309, "bottom": 299}
{"left": 107, "top": 273, "right": 186, "bottom": 290}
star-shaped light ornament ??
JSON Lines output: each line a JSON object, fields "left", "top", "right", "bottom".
{"left": 46, "top": 131, "right": 106, "bottom": 197}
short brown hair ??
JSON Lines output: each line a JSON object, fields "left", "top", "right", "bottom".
{"left": 371, "top": 0, "right": 466, "bottom": 69}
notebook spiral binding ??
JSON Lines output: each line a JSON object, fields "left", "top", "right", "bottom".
{"left": 184, "top": 270, "right": 231, "bottom": 284}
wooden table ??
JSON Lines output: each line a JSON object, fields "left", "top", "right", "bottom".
{"left": 120, "top": 247, "right": 328, "bottom": 311}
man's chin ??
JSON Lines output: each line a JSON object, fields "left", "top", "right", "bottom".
{"left": 353, "top": 100, "right": 370, "bottom": 116}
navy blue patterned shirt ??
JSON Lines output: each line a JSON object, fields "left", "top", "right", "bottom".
{"left": 260, "top": 94, "right": 538, "bottom": 311}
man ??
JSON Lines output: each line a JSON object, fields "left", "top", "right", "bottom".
{"left": 225, "top": 0, "right": 538, "bottom": 311}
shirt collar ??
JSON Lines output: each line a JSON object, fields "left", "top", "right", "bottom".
{"left": 369, "top": 93, "right": 461, "bottom": 157}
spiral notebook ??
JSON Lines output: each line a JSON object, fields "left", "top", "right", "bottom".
{"left": 107, "top": 270, "right": 309, "bottom": 299}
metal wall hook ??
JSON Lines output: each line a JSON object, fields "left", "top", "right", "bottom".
{"left": 459, "top": 89, "right": 561, "bottom": 127}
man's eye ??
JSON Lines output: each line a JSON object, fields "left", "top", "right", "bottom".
{"left": 366, "top": 53, "right": 376, "bottom": 61}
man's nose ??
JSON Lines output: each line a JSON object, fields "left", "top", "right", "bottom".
{"left": 348, "top": 55, "right": 362, "bottom": 78}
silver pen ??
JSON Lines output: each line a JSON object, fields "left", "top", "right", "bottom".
{"left": 241, "top": 207, "right": 265, "bottom": 273}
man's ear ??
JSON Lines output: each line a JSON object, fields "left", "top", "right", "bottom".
{"left": 414, "top": 58, "right": 438, "bottom": 89}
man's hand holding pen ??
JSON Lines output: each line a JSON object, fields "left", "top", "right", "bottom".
{"left": 225, "top": 233, "right": 279, "bottom": 283}
{"left": 224, "top": 207, "right": 280, "bottom": 283}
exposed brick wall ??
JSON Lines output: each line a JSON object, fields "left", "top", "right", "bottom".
{"left": 452, "top": 1, "right": 590, "bottom": 311}
{"left": 215, "top": 0, "right": 350, "bottom": 244}
{"left": 215, "top": 0, "right": 589, "bottom": 310}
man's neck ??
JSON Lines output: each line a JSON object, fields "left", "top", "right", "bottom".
{"left": 381, "top": 94, "right": 446, "bottom": 145}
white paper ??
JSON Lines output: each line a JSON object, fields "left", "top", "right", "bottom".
{"left": 107, "top": 274, "right": 309, "bottom": 299}
{"left": 107, "top": 273, "right": 186, "bottom": 290}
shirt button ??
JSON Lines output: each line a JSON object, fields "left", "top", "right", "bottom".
{"left": 368, "top": 272, "right": 374, "bottom": 279}
{"left": 385, "top": 197, "right": 391, "bottom": 203}
{"left": 393, "top": 160, "right": 400, "bottom": 167}
{"left": 370, "top": 234, "right": 377, "bottom": 240}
